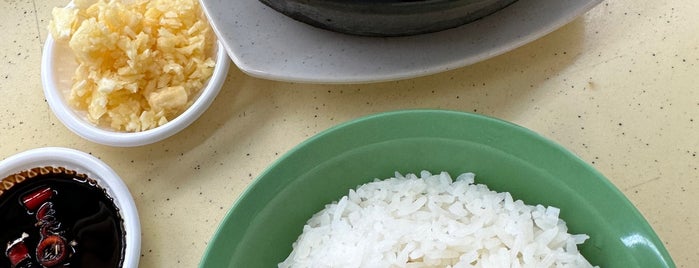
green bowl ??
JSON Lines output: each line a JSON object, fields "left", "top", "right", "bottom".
{"left": 200, "top": 110, "right": 675, "bottom": 267}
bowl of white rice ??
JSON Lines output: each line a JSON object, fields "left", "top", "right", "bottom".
{"left": 200, "top": 110, "right": 675, "bottom": 268}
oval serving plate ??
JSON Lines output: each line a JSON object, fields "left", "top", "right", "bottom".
{"left": 200, "top": 110, "right": 675, "bottom": 267}
{"left": 201, "top": 0, "right": 602, "bottom": 83}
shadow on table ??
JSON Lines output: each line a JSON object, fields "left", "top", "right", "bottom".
{"left": 108, "top": 16, "right": 591, "bottom": 185}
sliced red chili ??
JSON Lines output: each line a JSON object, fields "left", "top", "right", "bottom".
{"left": 21, "top": 187, "right": 53, "bottom": 212}
{"left": 5, "top": 236, "right": 30, "bottom": 267}
{"left": 36, "top": 202, "right": 56, "bottom": 221}
{"left": 36, "top": 235, "right": 68, "bottom": 267}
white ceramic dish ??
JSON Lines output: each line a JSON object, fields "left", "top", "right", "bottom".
{"left": 200, "top": 0, "right": 601, "bottom": 83}
{"left": 41, "top": 18, "right": 230, "bottom": 147}
{"left": 0, "top": 147, "right": 140, "bottom": 268}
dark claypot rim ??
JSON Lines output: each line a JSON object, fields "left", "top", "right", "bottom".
{"left": 260, "top": 0, "right": 518, "bottom": 36}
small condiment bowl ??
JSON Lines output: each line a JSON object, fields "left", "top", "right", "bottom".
{"left": 0, "top": 147, "right": 140, "bottom": 268}
{"left": 40, "top": 25, "right": 230, "bottom": 147}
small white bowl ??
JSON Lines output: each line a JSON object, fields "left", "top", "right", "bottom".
{"left": 41, "top": 27, "right": 230, "bottom": 147}
{"left": 0, "top": 147, "right": 140, "bottom": 268}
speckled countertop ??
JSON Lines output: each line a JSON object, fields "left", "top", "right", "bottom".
{"left": 0, "top": 0, "right": 697, "bottom": 267}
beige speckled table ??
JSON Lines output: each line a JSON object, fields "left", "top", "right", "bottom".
{"left": 1, "top": 0, "right": 697, "bottom": 267}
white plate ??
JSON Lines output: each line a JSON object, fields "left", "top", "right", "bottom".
{"left": 201, "top": 0, "right": 602, "bottom": 84}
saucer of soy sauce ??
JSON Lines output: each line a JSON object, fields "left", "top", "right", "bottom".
{"left": 0, "top": 147, "right": 140, "bottom": 268}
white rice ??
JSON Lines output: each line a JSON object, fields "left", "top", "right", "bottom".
{"left": 279, "top": 171, "right": 598, "bottom": 268}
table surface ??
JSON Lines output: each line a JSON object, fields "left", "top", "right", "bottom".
{"left": 1, "top": 0, "right": 697, "bottom": 267}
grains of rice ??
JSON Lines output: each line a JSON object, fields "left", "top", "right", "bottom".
{"left": 279, "top": 171, "right": 598, "bottom": 268}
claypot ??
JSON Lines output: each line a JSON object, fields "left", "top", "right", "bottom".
{"left": 259, "top": 0, "right": 518, "bottom": 36}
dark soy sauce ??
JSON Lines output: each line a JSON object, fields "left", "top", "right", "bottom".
{"left": 0, "top": 167, "right": 125, "bottom": 268}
